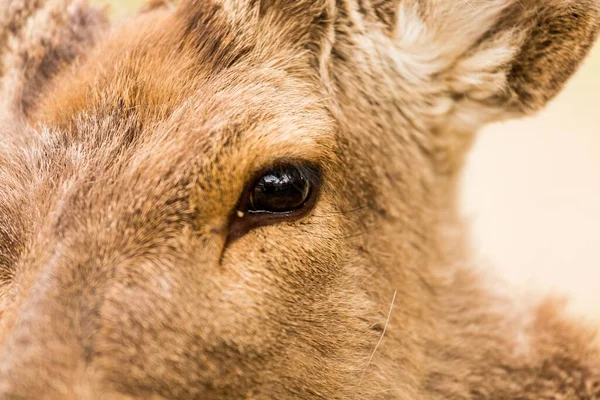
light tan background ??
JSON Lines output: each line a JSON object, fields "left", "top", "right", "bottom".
{"left": 462, "top": 44, "right": 600, "bottom": 319}
{"left": 101, "top": 1, "right": 600, "bottom": 318}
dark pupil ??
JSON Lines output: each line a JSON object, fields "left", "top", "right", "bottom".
{"left": 250, "top": 167, "right": 310, "bottom": 213}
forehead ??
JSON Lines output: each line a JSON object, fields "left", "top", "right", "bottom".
{"left": 37, "top": 6, "right": 335, "bottom": 190}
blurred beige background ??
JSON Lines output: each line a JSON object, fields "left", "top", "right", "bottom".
{"left": 462, "top": 43, "right": 600, "bottom": 319}
{"left": 101, "top": 1, "right": 600, "bottom": 317}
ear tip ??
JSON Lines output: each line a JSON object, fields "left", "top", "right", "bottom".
{"left": 562, "top": 0, "right": 600, "bottom": 34}
{"left": 504, "top": 0, "right": 600, "bottom": 115}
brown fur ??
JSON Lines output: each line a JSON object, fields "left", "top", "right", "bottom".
{"left": 0, "top": 0, "right": 599, "bottom": 398}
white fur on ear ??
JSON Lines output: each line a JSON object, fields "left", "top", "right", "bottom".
{"left": 393, "top": 1, "right": 514, "bottom": 77}
{"left": 391, "top": 0, "right": 600, "bottom": 125}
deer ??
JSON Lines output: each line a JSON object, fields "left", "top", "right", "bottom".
{"left": 0, "top": 0, "right": 599, "bottom": 398}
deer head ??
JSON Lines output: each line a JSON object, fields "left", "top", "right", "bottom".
{"left": 0, "top": 0, "right": 598, "bottom": 398}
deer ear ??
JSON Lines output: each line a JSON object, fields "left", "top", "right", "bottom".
{"left": 487, "top": 0, "right": 599, "bottom": 116}
{"left": 395, "top": 0, "right": 600, "bottom": 124}
{"left": 0, "top": 0, "right": 107, "bottom": 117}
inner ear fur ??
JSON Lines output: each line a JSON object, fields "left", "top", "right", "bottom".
{"left": 437, "top": 0, "right": 600, "bottom": 118}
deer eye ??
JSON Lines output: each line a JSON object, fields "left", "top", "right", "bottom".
{"left": 228, "top": 162, "right": 321, "bottom": 241}
{"left": 248, "top": 165, "right": 312, "bottom": 213}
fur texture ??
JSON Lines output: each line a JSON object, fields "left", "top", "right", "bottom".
{"left": 0, "top": 0, "right": 599, "bottom": 398}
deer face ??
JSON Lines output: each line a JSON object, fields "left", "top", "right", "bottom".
{"left": 0, "top": 5, "right": 389, "bottom": 398}
{"left": 0, "top": 0, "right": 598, "bottom": 399}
